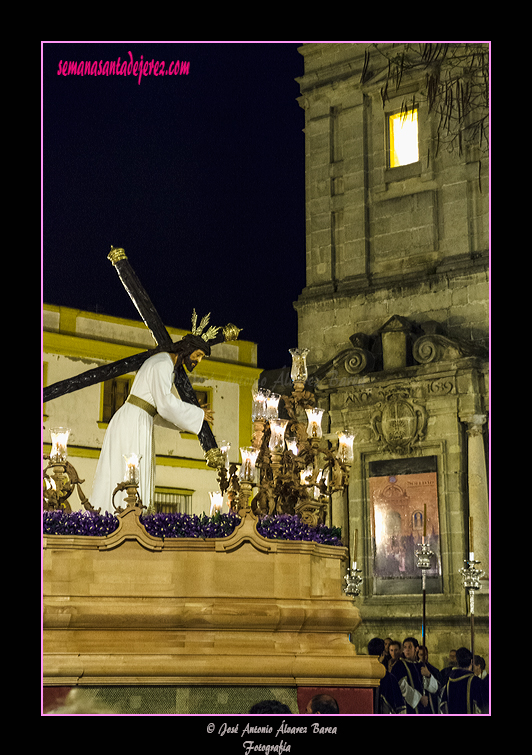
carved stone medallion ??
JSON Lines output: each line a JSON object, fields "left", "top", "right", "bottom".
{"left": 371, "top": 387, "right": 427, "bottom": 453}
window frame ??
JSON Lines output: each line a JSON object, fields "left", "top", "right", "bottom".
{"left": 98, "top": 375, "right": 133, "bottom": 428}
{"left": 387, "top": 106, "right": 420, "bottom": 170}
{"left": 153, "top": 486, "right": 194, "bottom": 514}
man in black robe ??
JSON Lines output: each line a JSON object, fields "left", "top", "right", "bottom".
{"left": 368, "top": 638, "right": 406, "bottom": 714}
{"left": 417, "top": 645, "right": 442, "bottom": 714}
{"left": 440, "top": 647, "right": 489, "bottom": 714}
{"left": 390, "top": 637, "right": 439, "bottom": 714}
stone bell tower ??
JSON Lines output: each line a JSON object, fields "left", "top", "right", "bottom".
{"left": 294, "top": 43, "right": 489, "bottom": 666}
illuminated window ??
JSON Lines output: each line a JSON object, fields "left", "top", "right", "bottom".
{"left": 389, "top": 109, "right": 419, "bottom": 168}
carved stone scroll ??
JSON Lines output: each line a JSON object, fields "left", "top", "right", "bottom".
{"left": 413, "top": 334, "right": 488, "bottom": 364}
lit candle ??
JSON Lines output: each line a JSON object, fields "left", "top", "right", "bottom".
{"left": 239, "top": 446, "right": 259, "bottom": 482}
{"left": 353, "top": 528, "right": 358, "bottom": 570}
{"left": 305, "top": 407, "right": 324, "bottom": 439}
{"left": 423, "top": 503, "right": 427, "bottom": 539}
{"left": 266, "top": 393, "right": 281, "bottom": 421}
{"left": 289, "top": 347, "right": 310, "bottom": 383}
{"left": 337, "top": 431, "right": 355, "bottom": 464}
{"left": 50, "top": 427, "right": 70, "bottom": 463}
{"left": 269, "top": 418, "right": 289, "bottom": 452}
{"left": 252, "top": 389, "right": 270, "bottom": 421}
{"left": 219, "top": 440, "right": 231, "bottom": 470}
{"left": 209, "top": 491, "right": 224, "bottom": 515}
{"left": 469, "top": 516, "right": 474, "bottom": 560}
{"left": 123, "top": 453, "right": 141, "bottom": 485}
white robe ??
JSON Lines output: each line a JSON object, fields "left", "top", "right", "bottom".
{"left": 91, "top": 352, "right": 204, "bottom": 513}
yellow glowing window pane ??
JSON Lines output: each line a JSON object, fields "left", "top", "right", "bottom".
{"left": 389, "top": 109, "right": 419, "bottom": 168}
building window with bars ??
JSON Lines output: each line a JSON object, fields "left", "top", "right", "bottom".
{"left": 153, "top": 488, "right": 193, "bottom": 514}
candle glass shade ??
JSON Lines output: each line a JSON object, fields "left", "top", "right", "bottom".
{"left": 266, "top": 393, "right": 281, "bottom": 421}
{"left": 289, "top": 347, "right": 309, "bottom": 383}
{"left": 123, "top": 453, "right": 141, "bottom": 485}
{"left": 209, "top": 490, "right": 224, "bottom": 515}
{"left": 252, "top": 389, "right": 270, "bottom": 421}
{"left": 269, "top": 418, "right": 289, "bottom": 453}
{"left": 50, "top": 427, "right": 70, "bottom": 463}
{"left": 305, "top": 407, "right": 325, "bottom": 439}
{"left": 337, "top": 432, "right": 355, "bottom": 464}
{"left": 239, "top": 446, "right": 259, "bottom": 482}
{"left": 286, "top": 435, "right": 299, "bottom": 456}
{"left": 218, "top": 440, "right": 231, "bottom": 469}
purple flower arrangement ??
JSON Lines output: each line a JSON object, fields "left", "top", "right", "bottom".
{"left": 43, "top": 509, "right": 120, "bottom": 537}
{"left": 140, "top": 511, "right": 241, "bottom": 539}
{"left": 256, "top": 514, "right": 343, "bottom": 546}
{"left": 43, "top": 510, "right": 343, "bottom": 546}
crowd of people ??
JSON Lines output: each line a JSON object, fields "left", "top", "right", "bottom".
{"left": 368, "top": 636, "right": 489, "bottom": 714}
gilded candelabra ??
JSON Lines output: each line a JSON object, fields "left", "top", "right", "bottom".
{"left": 217, "top": 349, "right": 355, "bottom": 529}
{"left": 43, "top": 427, "right": 99, "bottom": 513}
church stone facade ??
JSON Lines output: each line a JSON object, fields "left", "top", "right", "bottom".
{"left": 294, "top": 43, "right": 489, "bottom": 668}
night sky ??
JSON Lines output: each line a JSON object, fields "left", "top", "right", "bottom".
{"left": 42, "top": 42, "right": 307, "bottom": 371}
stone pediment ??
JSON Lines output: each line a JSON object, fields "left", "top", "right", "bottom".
{"left": 378, "top": 315, "right": 418, "bottom": 334}
{"left": 309, "top": 316, "right": 488, "bottom": 388}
